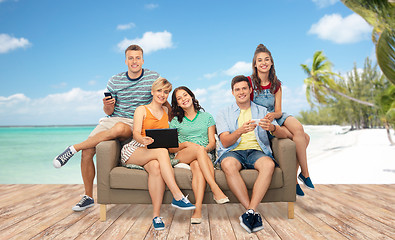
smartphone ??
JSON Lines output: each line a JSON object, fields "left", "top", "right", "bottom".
{"left": 104, "top": 92, "right": 112, "bottom": 99}
{"left": 251, "top": 119, "right": 260, "bottom": 125}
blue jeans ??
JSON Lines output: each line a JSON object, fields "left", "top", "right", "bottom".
{"left": 220, "top": 149, "right": 275, "bottom": 169}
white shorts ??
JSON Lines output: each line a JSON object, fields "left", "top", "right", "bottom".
{"left": 120, "top": 139, "right": 145, "bottom": 165}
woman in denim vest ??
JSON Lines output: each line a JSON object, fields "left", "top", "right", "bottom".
{"left": 249, "top": 44, "right": 314, "bottom": 196}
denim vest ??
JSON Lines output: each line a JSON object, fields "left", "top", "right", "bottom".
{"left": 251, "top": 80, "right": 290, "bottom": 126}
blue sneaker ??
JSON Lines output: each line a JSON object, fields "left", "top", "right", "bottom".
{"left": 72, "top": 195, "right": 94, "bottom": 211}
{"left": 296, "top": 184, "right": 305, "bottom": 197}
{"left": 152, "top": 217, "right": 165, "bottom": 230}
{"left": 239, "top": 209, "right": 254, "bottom": 233}
{"left": 171, "top": 195, "right": 196, "bottom": 210}
{"left": 252, "top": 212, "right": 264, "bottom": 232}
{"left": 53, "top": 146, "right": 75, "bottom": 168}
{"left": 298, "top": 173, "right": 315, "bottom": 189}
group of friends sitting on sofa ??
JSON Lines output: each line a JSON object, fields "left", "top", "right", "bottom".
{"left": 52, "top": 44, "right": 315, "bottom": 233}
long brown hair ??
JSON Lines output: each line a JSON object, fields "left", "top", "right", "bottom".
{"left": 171, "top": 86, "right": 204, "bottom": 123}
{"left": 251, "top": 44, "right": 281, "bottom": 94}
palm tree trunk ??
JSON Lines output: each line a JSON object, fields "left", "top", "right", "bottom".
{"left": 384, "top": 121, "right": 394, "bottom": 145}
{"left": 324, "top": 86, "right": 377, "bottom": 107}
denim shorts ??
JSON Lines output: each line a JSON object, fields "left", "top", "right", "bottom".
{"left": 220, "top": 149, "right": 275, "bottom": 169}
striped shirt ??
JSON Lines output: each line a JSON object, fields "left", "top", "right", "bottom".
{"left": 106, "top": 69, "right": 160, "bottom": 118}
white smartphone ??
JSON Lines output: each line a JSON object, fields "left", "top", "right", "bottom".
{"left": 251, "top": 119, "right": 260, "bottom": 125}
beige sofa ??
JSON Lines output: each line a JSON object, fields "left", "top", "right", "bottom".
{"left": 96, "top": 138, "right": 297, "bottom": 221}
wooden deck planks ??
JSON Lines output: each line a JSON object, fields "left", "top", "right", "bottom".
{"left": 0, "top": 184, "right": 394, "bottom": 239}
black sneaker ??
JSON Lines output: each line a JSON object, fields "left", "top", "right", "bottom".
{"left": 53, "top": 146, "right": 75, "bottom": 168}
{"left": 72, "top": 195, "right": 94, "bottom": 211}
{"left": 239, "top": 209, "right": 254, "bottom": 233}
{"left": 252, "top": 212, "right": 264, "bottom": 232}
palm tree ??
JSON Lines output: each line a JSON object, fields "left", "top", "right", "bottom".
{"left": 301, "top": 51, "right": 376, "bottom": 107}
{"left": 377, "top": 84, "right": 395, "bottom": 145}
{"left": 342, "top": 0, "right": 395, "bottom": 85}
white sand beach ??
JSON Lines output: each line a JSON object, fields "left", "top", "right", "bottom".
{"left": 304, "top": 126, "right": 395, "bottom": 184}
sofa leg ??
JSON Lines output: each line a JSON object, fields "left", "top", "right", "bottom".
{"left": 100, "top": 204, "right": 107, "bottom": 221}
{"left": 287, "top": 202, "right": 294, "bottom": 219}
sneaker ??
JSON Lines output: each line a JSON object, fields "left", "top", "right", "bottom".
{"left": 239, "top": 209, "right": 254, "bottom": 233}
{"left": 152, "top": 217, "right": 165, "bottom": 230}
{"left": 298, "top": 173, "right": 315, "bottom": 189}
{"left": 252, "top": 212, "right": 264, "bottom": 232}
{"left": 53, "top": 146, "right": 75, "bottom": 168}
{"left": 296, "top": 184, "right": 305, "bottom": 197}
{"left": 171, "top": 195, "right": 196, "bottom": 210}
{"left": 72, "top": 195, "right": 94, "bottom": 211}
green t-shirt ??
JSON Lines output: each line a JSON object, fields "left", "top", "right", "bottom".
{"left": 169, "top": 111, "right": 215, "bottom": 147}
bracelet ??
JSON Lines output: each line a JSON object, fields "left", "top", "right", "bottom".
{"left": 270, "top": 125, "right": 276, "bottom": 135}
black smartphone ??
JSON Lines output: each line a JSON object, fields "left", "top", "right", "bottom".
{"left": 104, "top": 92, "right": 112, "bottom": 99}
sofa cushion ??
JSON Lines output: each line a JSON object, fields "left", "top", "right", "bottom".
{"left": 110, "top": 166, "right": 283, "bottom": 190}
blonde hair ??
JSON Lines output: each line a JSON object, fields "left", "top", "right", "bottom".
{"left": 152, "top": 77, "right": 172, "bottom": 92}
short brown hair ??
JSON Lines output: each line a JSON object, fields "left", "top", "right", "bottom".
{"left": 125, "top": 44, "right": 143, "bottom": 56}
{"left": 231, "top": 75, "right": 251, "bottom": 90}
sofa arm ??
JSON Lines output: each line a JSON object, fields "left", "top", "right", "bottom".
{"left": 96, "top": 139, "right": 121, "bottom": 203}
{"left": 271, "top": 138, "right": 297, "bottom": 199}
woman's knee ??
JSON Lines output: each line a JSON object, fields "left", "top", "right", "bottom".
{"left": 305, "top": 133, "right": 310, "bottom": 146}
{"left": 145, "top": 160, "right": 161, "bottom": 176}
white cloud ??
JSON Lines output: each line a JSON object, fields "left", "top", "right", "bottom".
{"left": 0, "top": 82, "right": 311, "bottom": 125}
{"left": 116, "top": 22, "right": 136, "bottom": 31}
{"left": 117, "top": 31, "right": 173, "bottom": 54}
{"left": 145, "top": 3, "right": 159, "bottom": 9}
{"left": 0, "top": 34, "right": 31, "bottom": 54}
{"left": 189, "top": 80, "right": 310, "bottom": 120}
{"left": 308, "top": 13, "right": 372, "bottom": 44}
{"left": 51, "top": 82, "right": 67, "bottom": 89}
{"left": 88, "top": 80, "right": 97, "bottom": 86}
{"left": 224, "top": 61, "right": 251, "bottom": 76}
{"left": 0, "top": 88, "right": 105, "bottom": 125}
{"left": 204, "top": 61, "right": 251, "bottom": 80}
{"left": 312, "top": 0, "right": 338, "bottom": 8}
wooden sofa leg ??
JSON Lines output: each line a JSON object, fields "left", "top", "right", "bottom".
{"left": 100, "top": 204, "right": 107, "bottom": 221}
{"left": 288, "top": 202, "right": 294, "bottom": 219}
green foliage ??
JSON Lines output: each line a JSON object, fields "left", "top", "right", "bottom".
{"left": 299, "top": 57, "right": 388, "bottom": 128}
{"left": 342, "top": 0, "right": 395, "bottom": 84}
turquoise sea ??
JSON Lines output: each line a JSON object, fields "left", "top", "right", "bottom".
{"left": 0, "top": 125, "right": 332, "bottom": 184}
{"left": 0, "top": 126, "right": 95, "bottom": 184}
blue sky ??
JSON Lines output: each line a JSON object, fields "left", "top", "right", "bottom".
{"left": 0, "top": 0, "right": 374, "bottom": 126}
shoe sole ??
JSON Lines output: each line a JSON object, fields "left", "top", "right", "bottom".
{"left": 154, "top": 227, "right": 165, "bottom": 231}
{"left": 171, "top": 203, "right": 196, "bottom": 210}
{"left": 298, "top": 176, "right": 315, "bottom": 190}
{"left": 72, "top": 203, "right": 94, "bottom": 212}
{"left": 239, "top": 216, "right": 252, "bottom": 233}
{"left": 252, "top": 226, "right": 264, "bottom": 232}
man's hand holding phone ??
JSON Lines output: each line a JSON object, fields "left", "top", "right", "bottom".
{"left": 103, "top": 92, "right": 115, "bottom": 106}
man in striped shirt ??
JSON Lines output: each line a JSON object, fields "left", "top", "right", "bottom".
{"left": 53, "top": 45, "right": 162, "bottom": 212}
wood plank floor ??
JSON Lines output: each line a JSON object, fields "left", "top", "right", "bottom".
{"left": 0, "top": 184, "right": 394, "bottom": 240}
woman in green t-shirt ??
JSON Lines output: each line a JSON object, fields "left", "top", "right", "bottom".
{"left": 169, "top": 86, "right": 229, "bottom": 224}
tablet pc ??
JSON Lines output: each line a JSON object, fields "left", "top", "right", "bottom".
{"left": 145, "top": 128, "right": 179, "bottom": 149}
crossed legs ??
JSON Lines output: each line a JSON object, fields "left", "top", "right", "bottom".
{"left": 189, "top": 160, "right": 206, "bottom": 219}
{"left": 175, "top": 144, "right": 227, "bottom": 201}
{"left": 127, "top": 147, "right": 184, "bottom": 200}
